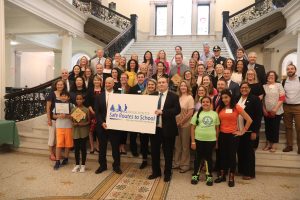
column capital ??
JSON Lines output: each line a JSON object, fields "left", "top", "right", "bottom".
{"left": 58, "top": 30, "right": 76, "bottom": 38}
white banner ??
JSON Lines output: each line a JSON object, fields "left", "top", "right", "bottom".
{"left": 106, "top": 94, "right": 158, "bottom": 134}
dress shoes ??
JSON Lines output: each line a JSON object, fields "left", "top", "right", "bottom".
{"left": 113, "top": 167, "right": 123, "bottom": 174}
{"left": 164, "top": 175, "right": 171, "bottom": 182}
{"left": 148, "top": 174, "right": 161, "bottom": 180}
{"left": 282, "top": 146, "right": 293, "bottom": 152}
{"left": 139, "top": 161, "right": 147, "bottom": 169}
{"left": 95, "top": 166, "right": 107, "bottom": 174}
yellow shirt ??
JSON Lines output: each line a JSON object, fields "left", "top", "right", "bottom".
{"left": 126, "top": 71, "right": 137, "bottom": 87}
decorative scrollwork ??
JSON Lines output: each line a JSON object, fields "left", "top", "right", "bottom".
{"left": 73, "top": 0, "right": 131, "bottom": 30}
{"left": 5, "top": 88, "right": 52, "bottom": 121}
{"left": 229, "top": 0, "right": 290, "bottom": 29}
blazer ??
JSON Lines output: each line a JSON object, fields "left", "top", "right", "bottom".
{"left": 241, "top": 94, "right": 262, "bottom": 134}
{"left": 228, "top": 80, "right": 240, "bottom": 102}
{"left": 213, "top": 56, "right": 227, "bottom": 66}
{"left": 129, "top": 84, "right": 144, "bottom": 95}
{"left": 153, "top": 91, "right": 181, "bottom": 137}
{"left": 254, "top": 64, "right": 266, "bottom": 85}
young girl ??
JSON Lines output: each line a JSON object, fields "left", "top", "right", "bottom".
{"left": 190, "top": 96, "right": 220, "bottom": 186}
{"left": 71, "top": 94, "right": 90, "bottom": 173}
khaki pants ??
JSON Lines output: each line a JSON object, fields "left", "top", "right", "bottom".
{"left": 174, "top": 126, "right": 191, "bottom": 170}
{"left": 283, "top": 104, "right": 300, "bottom": 148}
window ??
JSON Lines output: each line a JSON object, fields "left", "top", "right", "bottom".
{"left": 156, "top": 6, "right": 168, "bottom": 35}
{"left": 281, "top": 52, "right": 298, "bottom": 78}
{"left": 197, "top": 5, "right": 210, "bottom": 35}
{"left": 173, "top": 0, "right": 192, "bottom": 35}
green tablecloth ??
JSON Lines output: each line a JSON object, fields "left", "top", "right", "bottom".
{"left": 0, "top": 120, "right": 20, "bottom": 147}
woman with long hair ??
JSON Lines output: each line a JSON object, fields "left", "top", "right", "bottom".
{"left": 194, "top": 85, "right": 209, "bottom": 112}
{"left": 196, "top": 64, "right": 205, "bottom": 86}
{"left": 173, "top": 80, "right": 194, "bottom": 173}
{"left": 201, "top": 75, "right": 217, "bottom": 99}
{"left": 155, "top": 50, "right": 170, "bottom": 74}
{"left": 215, "top": 89, "right": 252, "bottom": 187}
{"left": 139, "top": 79, "right": 158, "bottom": 169}
{"left": 224, "top": 58, "right": 235, "bottom": 72}
{"left": 152, "top": 61, "right": 169, "bottom": 81}
{"left": 142, "top": 50, "right": 156, "bottom": 79}
{"left": 83, "top": 67, "right": 93, "bottom": 90}
{"left": 183, "top": 70, "right": 197, "bottom": 98}
{"left": 126, "top": 59, "right": 139, "bottom": 87}
{"left": 231, "top": 60, "right": 244, "bottom": 85}
{"left": 79, "top": 56, "right": 89, "bottom": 72}
{"left": 69, "top": 65, "right": 82, "bottom": 82}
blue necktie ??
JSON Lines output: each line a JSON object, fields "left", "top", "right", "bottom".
{"left": 156, "top": 93, "right": 163, "bottom": 125}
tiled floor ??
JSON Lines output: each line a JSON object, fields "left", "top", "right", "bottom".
{"left": 0, "top": 150, "right": 299, "bottom": 200}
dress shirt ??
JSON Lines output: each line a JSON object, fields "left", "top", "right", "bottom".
{"left": 157, "top": 90, "right": 168, "bottom": 128}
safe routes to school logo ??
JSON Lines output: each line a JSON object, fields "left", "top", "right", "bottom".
{"left": 109, "top": 104, "right": 155, "bottom": 123}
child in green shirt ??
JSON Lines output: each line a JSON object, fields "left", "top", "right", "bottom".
{"left": 190, "top": 96, "right": 220, "bottom": 186}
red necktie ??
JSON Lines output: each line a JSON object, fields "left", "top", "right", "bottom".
{"left": 177, "top": 66, "right": 180, "bottom": 75}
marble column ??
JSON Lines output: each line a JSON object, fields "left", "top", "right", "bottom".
{"left": 191, "top": 0, "right": 198, "bottom": 36}
{"left": 149, "top": 1, "right": 155, "bottom": 36}
{"left": 297, "top": 32, "right": 300, "bottom": 76}
{"left": 0, "top": 0, "right": 6, "bottom": 119}
{"left": 54, "top": 50, "right": 62, "bottom": 77}
{"left": 61, "top": 32, "right": 73, "bottom": 71}
{"left": 167, "top": 0, "right": 173, "bottom": 36}
{"left": 5, "top": 35, "right": 16, "bottom": 87}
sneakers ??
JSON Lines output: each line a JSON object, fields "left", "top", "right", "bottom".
{"left": 53, "top": 160, "right": 60, "bottom": 170}
{"left": 206, "top": 176, "right": 213, "bottom": 186}
{"left": 191, "top": 174, "right": 199, "bottom": 185}
{"left": 72, "top": 165, "right": 80, "bottom": 173}
{"left": 79, "top": 165, "right": 85, "bottom": 173}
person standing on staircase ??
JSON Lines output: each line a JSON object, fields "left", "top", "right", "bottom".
{"left": 212, "top": 45, "right": 226, "bottom": 67}
{"left": 90, "top": 49, "right": 106, "bottom": 74}
{"left": 169, "top": 53, "right": 189, "bottom": 92}
{"left": 282, "top": 64, "right": 300, "bottom": 154}
{"left": 200, "top": 42, "right": 214, "bottom": 66}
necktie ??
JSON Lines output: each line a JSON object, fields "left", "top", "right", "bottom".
{"left": 106, "top": 93, "right": 110, "bottom": 108}
{"left": 98, "top": 57, "right": 101, "bottom": 64}
{"left": 177, "top": 66, "right": 180, "bottom": 75}
{"left": 215, "top": 95, "right": 220, "bottom": 108}
{"left": 156, "top": 93, "right": 163, "bottom": 125}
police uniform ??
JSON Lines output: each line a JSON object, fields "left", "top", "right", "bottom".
{"left": 212, "top": 45, "right": 226, "bottom": 66}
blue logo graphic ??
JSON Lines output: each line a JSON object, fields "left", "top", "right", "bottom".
{"left": 110, "top": 104, "right": 128, "bottom": 112}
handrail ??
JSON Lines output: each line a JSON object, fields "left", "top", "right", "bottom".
{"left": 228, "top": 0, "right": 290, "bottom": 29}
{"left": 105, "top": 24, "right": 133, "bottom": 50}
{"left": 73, "top": 0, "right": 131, "bottom": 30}
{"left": 4, "top": 77, "right": 60, "bottom": 99}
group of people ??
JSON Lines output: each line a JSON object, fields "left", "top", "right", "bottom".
{"left": 45, "top": 43, "right": 300, "bottom": 187}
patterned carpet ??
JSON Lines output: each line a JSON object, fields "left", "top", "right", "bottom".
{"left": 24, "top": 163, "right": 169, "bottom": 200}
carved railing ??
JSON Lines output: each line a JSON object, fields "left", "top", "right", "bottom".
{"left": 222, "top": 11, "right": 246, "bottom": 60}
{"left": 72, "top": 0, "right": 131, "bottom": 30}
{"left": 4, "top": 77, "right": 60, "bottom": 121}
{"left": 73, "top": 0, "right": 137, "bottom": 58}
{"left": 229, "top": 0, "right": 290, "bottom": 29}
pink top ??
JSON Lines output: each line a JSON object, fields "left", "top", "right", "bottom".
{"left": 155, "top": 59, "right": 170, "bottom": 75}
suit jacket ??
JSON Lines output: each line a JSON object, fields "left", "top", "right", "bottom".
{"left": 213, "top": 56, "right": 227, "bottom": 66}
{"left": 228, "top": 80, "right": 240, "bottom": 103}
{"left": 129, "top": 84, "right": 144, "bottom": 95}
{"left": 90, "top": 57, "right": 106, "bottom": 73}
{"left": 254, "top": 64, "right": 266, "bottom": 85}
{"left": 242, "top": 94, "right": 262, "bottom": 133}
{"left": 154, "top": 91, "right": 181, "bottom": 137}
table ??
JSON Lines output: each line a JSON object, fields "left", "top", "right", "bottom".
{"left": 0, "top": 120, "right": 20, "bottom": 147}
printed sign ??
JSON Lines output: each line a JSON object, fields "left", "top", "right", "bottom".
{"left": 106, "top": 94, "right": 158, "bottom": 134}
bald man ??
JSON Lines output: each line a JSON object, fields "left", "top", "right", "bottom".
{"left": 95, "top": 77, "right": 122, "bottom": 174}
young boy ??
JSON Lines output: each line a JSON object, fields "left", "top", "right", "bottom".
{"left": 53, "top": 91, "right": 73, "bottom": 170}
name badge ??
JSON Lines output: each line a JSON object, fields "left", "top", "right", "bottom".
{"left": 225, "top": 109, "right": 233, "bottom": 113}
{"left": 118, "top": 88, "right": 122, "bottom": 91}
{"left": 137, "top": 90, "right": 141, "bottom": 93}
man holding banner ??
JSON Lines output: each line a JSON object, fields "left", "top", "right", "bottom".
{"left": 94, "top": 77, "right": 123, "bottom": 175}
{"left": 148, "top": 77, "right": 181, "bottom": 182}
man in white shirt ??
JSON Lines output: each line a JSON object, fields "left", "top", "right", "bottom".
{"left": 148, "top": 77, "right": 181, "bottom": 182}
{"left": 282, "top": 64, "right": 300, "bottom": 154}
{"left": 90, "top": 49, "right": 106, "bottom": 73}
{"left": 60, "top": 69, "right": 72, "bottom": 92}
{"left": 200, "top": 42, "right": 214, "bottom": 65}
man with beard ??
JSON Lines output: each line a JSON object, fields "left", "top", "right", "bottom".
{"left": 282, "top": 64, "right": 300, "bottom": 154}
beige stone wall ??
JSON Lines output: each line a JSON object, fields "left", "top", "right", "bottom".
{"left": 102, "top": 0, "right": 254, "bottom": 35}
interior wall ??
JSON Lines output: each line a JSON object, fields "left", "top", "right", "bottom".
{"left": 101, "top": 0, "right": 254, "bottom": 36}
{"left": 20, "top": 52, "right": 54, "bottom": 87}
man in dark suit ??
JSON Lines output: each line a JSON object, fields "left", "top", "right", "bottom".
{"left": 94, "top": 77, "right": 122, "bottom": 175}
{"left": 148, "top": 77, "right": 181, "bottom": 182}
{"left": 61, "top": 69, "right": 73, "bottom": 92}
{"left": 212, "top": 45, "right": 226, "bottom": 66}
{"left": 213, "top": 78, "right": 227, "bottom": 111}
{"left": 223, "top": 69, "right": 240, "bottom": 103}
{"left": 247, "top": 52, "right": 266, "bottom": 85}
{"left": 128, "top": 72, "right": 146, "bottom": 157}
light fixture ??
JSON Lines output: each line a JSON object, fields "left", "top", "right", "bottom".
{"left": 10, "top": 40, "right": 19, "bottom": 46}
